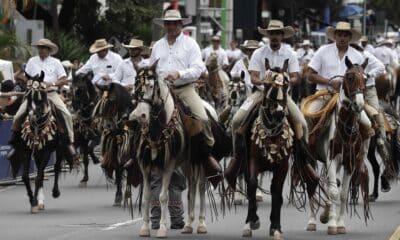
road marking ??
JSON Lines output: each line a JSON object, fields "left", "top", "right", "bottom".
{"left": 0, "top": 185, "right": 16, "bottom": 193}
{"left": 390, "top": 226, "right": 400, "bottom": 240}
{"left": 101, "top": 218, "right": 142, "bottom": 231}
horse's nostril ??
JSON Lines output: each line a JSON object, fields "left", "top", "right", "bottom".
{"left": 141, "top": 113, "right": 146, "bottom": 119}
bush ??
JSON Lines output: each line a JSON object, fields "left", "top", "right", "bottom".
{"left": 0, "top": 31, "right": 31, "bottom": 66}
{"left": 46, "top": 31, "right": 89, "bottom": 62}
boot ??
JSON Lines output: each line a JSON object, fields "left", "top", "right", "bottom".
{"left": 225, "top": 133, "right": 245, "bottom": 190}
{"left": 202, "top": 147, "right": 222, "bottom": 189}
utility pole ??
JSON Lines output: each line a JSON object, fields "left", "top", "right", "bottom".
{"left": 196, "top": 0, "right": 201, "bottom": 44}
{"left": 363, "top": 0, "right": 367, "bottom": 35}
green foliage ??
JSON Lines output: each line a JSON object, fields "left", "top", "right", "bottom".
{"left": 46, "top": 30, "right": 89, "bottom": 62}
{"left": 0, "top": 31, "right": 31, "bottom": 65}
{"left": 368, "top": 0, "right": 400, "bottom": 26}
{"left": 73, "top": 0, "right": 102, "bottom": 45}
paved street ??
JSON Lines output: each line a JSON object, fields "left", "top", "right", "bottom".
{"left": 0, "top": 163, "right": 399, "bottom": 240}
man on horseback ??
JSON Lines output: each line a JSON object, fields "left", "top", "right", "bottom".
{"left": 113, "top": 38, "right": 149, "bottom": 92}
{"left": 76, "top": 38, "right": 122, "bottom": 86}
{"left": 296, "top": 39, "right": 314, "bottom": 66}
{"left": 8, "top": 38, "right": 77, "bottom": 159}
{"left": 225, "top": 20, "right": 319, "bottom": 188}
{"left": 202, "top": 35, "right": 229, "bottom": 71}
{"left": 150, "top": 9, "right": 222, "bottom": 184}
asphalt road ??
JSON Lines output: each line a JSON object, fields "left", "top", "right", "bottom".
{"left": 0, "top": 162, "right": 399, "bottom": 240}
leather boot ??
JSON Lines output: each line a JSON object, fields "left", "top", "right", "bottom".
{"left": 225, "top": 133, "right": 245, "bottom": 190}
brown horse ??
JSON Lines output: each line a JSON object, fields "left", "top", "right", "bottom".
{"left": 205, "top": 52, "right": 229, "bottom": 111}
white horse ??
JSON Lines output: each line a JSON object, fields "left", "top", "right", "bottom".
{"left": 129, "top": 66, "right": 220, "bottom": 238}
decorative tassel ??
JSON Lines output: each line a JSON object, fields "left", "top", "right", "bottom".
{"left": 277, "top": 87, "right": 284, "bottom": 100}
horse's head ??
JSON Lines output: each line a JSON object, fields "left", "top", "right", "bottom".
{"left": 25, "top": 71, "right": 50, "bottom": 116}
{"left": 228, "top": 71, "right": 246, "bottom": 106}
{"left": 261, "top": 58, "right": 290, "bottom": 123}
{"left": 341, "top": 56, "right": 368, "bottom": 113}
{"left": 206, "top": 52, "right": 219, "bottom": 72}
{"left": 71, "top": 71, "right": 95, "bottom": 110}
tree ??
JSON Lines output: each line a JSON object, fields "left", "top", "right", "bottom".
{"left": 73, "top": 0, "right": 102, "bottom": 45}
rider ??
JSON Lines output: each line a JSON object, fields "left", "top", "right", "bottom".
{"left": 226, "top": 39, "right": 244, "bottom": 67}
{"left": 202, "top": 35, "right": 230, "bottom": 71}
{"left": 112, "top": 38, "right": 149, "bottom": 92}
{"left": 225, "top": 20, "right": 319, "bottom": 188}
{"left": 76, "top": 38, "right": 123, "bottom": 85}
{"left": 8, "top": 38, "right": 77, "bottom": 159}
{"left": 296, "top": 39, "right": 314, "bottom": 66}
{"left": 150, "top": 10, "right": 222, "bottom": 184}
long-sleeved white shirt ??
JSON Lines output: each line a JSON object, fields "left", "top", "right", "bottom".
{"left": 373, "top": 45, "right": 399, "bottom": 68}
{"left": 202, "top": 46, "right": 229, "bottom": 67}
{"left": 296, "top": 48, "right": 315, "bottom": 65}
{"left": 25, "top": 56, "right": 66, "bottom": 91}
{"left": 150, "top": 32, "right": 205, "bottom": 86}
{"left": 362, "top": 51, "right": 385, "bottom": 87}
{"left": 76, "top": 50, "right": 123, "bottom": 85}
{"left": 230, "top": 57, "right": 252, "bottom": 94}
{"left": 226, "top": 48, "right": 243, "bottom": 62}
{"left": 112, "top": 58, "right": 147, "bottom": 87}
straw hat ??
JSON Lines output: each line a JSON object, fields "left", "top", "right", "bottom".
{"left": 302, "top": 39, "right": 312, "bottom": 46}
{"left": 240, "top": 40, "right": 260, "bottom": 50}
{"left": 153, "top": 9, "right": 191, "bottom": 27}
{"left": 360, "top": 35, "right": 368, "bottom": 42}
{"left": 378, "top": 39, "right": 394, "bottom": 47}
{"left": 258, "top": 20, "right": 294, "bottom": 39}
{"left": 89, "top": 39, "right": 114, "bottom": 54}
{"left": 31, "top": 38, "right": 59, "bottom": 55}
{"left": 326, "top": 21, "right": 362, "bottom": 43}
{"left": 61, "top": 60, "right": 74, "bottom": 68}
{"left": 211, "top": 35, "right": 221, "bottom": 42}
{"left": 122, "top": 39, "right": 148, "bottom": 50}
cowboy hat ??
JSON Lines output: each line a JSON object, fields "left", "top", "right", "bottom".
{"left": 122, "top": 38, "right": 148, "bottom": 51}
{"left": 211, "top": 35, "right": 221, "bottom": 42}
{"left": 31, "top": 38, "right": 59, "bottom": 55}
{"left": 378, "top": 38, "right": 394, "bottom": 47}
{"left": 360, "top": 35, "right": 368, "bottom": 42}
{"left": 61, "top": 60, "right": 74, "bottom": 68}
{"left": 240, "top": 40, "right": 260, "bottom": 50}
{"left": 302, "top": 39, "right": 312, "bottom": 46}
{"left": 326, "top": 21, "right": 362, "bottom": 43}
{"left": 258, "top": 20, "right": 294, "bottom": 39}
{"left": 153, "top": 9, "right": 191, "bottom": 27}
{"left": 89, "top": 39, "right": 114, "bottom": 54}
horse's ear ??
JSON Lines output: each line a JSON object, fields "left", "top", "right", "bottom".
{"left": 25, "top": 71, "right": 32, "bottom": 80}
{"left": 345, "top": 56, "right": 353, "bottom": 69}
{"left": 150, "top": 59, "right": 159, "bottom": 71}
{"left": 39, "top": 71, "right": 45, "bottom": 82}
{"left": 265, "top": 58, "right": 271, "bottom": 71}
{"left": 240, "top": 70, "right": 245, "bottom": 80}
{"left": 282, "top": 59, "right": 289, "bottom": 73}
{"left": 361, "top": 58, "right": 369, "bottom": 69}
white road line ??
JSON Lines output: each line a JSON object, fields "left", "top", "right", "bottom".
{"left": 0, "top": 185, "right": 16, "bottom": 193}
{"left": 101, "top": 218, "right": 143, "bottom": 231}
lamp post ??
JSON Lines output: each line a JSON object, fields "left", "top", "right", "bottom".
{"left": 363, "top": 0, "right": 367, "bottom": 35}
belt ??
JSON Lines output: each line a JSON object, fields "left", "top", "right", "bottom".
{"left": 47, "top": 89, "right": 57, "bottom": 93}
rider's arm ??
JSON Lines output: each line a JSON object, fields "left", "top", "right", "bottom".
{"left": 249, "top": 70, "right": 263, "bottom": 86}
{"left": 307, "top": 68, "right": 329, "bottom": 85}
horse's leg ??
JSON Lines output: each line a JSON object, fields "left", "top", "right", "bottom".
{"left": 79, "top": 143, "right": 89, "bottom": 187}
{"left": 113, "top": 164, "right": 123, "bottom": 207}
{"left": 269, "top": 164, "right": 288, "bottom": 239}
{"left": 326, "top": 155, "right": 340, "bottom": 235}
{"left": 243, "top": 156, "right": 260, "bottom": 237}
{"left": 139, "top": 164, "right": 151, "bottom": 237}
{"left": 256, "top": 173, "right": 264, "bottom": 202}
{"left": 21, "top": 153, "right": 35, "bottom": 212}
{"left": 234, "top": 175, "right": 245, "bottom": 205}
{"left": 52, "top": 150, "right": 62, "bottom": 199}
{"left": 157, "top": 159, "right": 176, "bottom": 238}
{"left": 197, "top": 167, "right": 207, "bottom": 234}
{"left": 368, "top": 138, "right": 380, "bottom": 201}
{"left": 33, "top": 151, "right": 51, "bottom": 213}
{"left": 88, "top": 138, "right": 100, "bottom": 164}
{"left": 336, "top": 170, "right": 352, "bottom": 234}
{"left": 182, "top": 167, "right": 197, "bottom": 234}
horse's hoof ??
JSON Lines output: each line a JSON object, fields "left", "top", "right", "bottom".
{"left": 52, "top": 190, "right": 60, "bottom": 198}
{"left": 249, "top": 220, "right": 260, "bottom": 230}
{"left": 79, "top": 181, "right": 88, "bottom": 188}
{"left": 31, "top": 206, "right": 39, "bottom": 214}
{"left": 256, "top": 194, "right": 263, "bottom": 202}
{"left": 156, "top": 226, "right": 167, "bottom": 238}
{"left": 197, "top": 225, "right": 207, "bottom": 234}
{"left": 139, "top": 226, "right": 150, "bottom": 237}
{"left": 368, "top": 194, "right": 378, "bottom": 202}
{"left": 273, "top": 230, "right": 283, "bottom": 240}
{"left": 306, "top": 223, "right": 316, "bottom": 231}
{"left": 113, "top": 202, "right": 122, "bottom": 207}
{"left": 38, "top": 204, "right": 45, "bottom": 211}
{"left": 242, "top": 229, "right": 252, "bottom": 237}
{"left": 181, "top": 225, "right": 193, "bottom": 234}
{"left": 337, "top": 226, "right": 346, "bottom": 234}
{"left": 319, "top": 213, "right": 329, "bottom": 224}
{"left": 327, "top": 226, "right": 337, "bottom": 235}
{"left": 234, "top": 199, "right": 244, "bottom": 205}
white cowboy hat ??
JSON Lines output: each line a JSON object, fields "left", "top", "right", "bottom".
{"left": 89, "top": 39, "right": 114, "bottom": 54}
{"left": 326, "top": 21, "right": 362, "bottom": 43}
{"left": 360, "top": 35, "right": 368, "bottom": 42}
{"left": 31, "top": 38, "right": 59, "bottom": 55}
{"left": 153, "top": 10, "right": 191, "bottom": 27}
{"left": 61, "top": 60, "right": 74, "bottom": 68}
{"left": 211, "top": 35, "right": 221, "bottom": 42}
{"left": 302, "top": 39, "right": 312, "bottom": 46}
{"left": 258, "top": 20, "right": 294, "bottom": 39}
{"left": 240, "top": 40, "right": 260, "bottom": 50}
{"left": 122, "top": 38, "right": 148, "bottom": 50}
{"left": 378, "top": 38, "right": 394, "bottom": 47}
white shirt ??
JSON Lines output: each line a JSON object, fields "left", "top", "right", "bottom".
{"left": 202, "top": 46, "right": 229, "bottom": 67}
{"left": 296, "top": 48, "right": 315, "bottom": 65}
{"left": 0, "top": 59, "right": 14, "bottom": 81}
{"left": 362, "top": 51, "right": 385, "bottom": 87}
{"left": 25, "top": 56, "right": 66, "bottom": 89}
{"left": 363, "top": 44, "right": 375, "bottom": 54}
{"left": 226, "top": 48, "right": 243, "bottom": 62}
{"left": 77, "top": 50, "right": 123, "bottom": 85}
{"left": 373, "top": 45, "right": 398, "bottom": 67}
{"left": 112, "top": 58, "right": 147, "bottom": 87}
{"left": 230, "top": 57, "right": 252, "bottom": 93}
{"left": 150, "top": 32, "right": 204, "bottom": 87}
{"left": 308, "top": 43, "right": 364, "bottom": 91}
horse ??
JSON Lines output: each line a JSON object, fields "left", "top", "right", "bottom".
{"left": 70, "top": 71, "right": 101, "bottom": 187}
{"left": 205, "top": 52, "right": 229, "bottom": 111}
{"left": 92, "top": 81, "right": 135, "bottom": 206}
{"left": 291, "top": 63, "right": 315, "bottom": 104}
{"left": 129, "top": 63, "right": 231, "bottom": 238}
{"left": 305, "top": 57, "right": 370, "bottom": 235}
{"left": 8, "top": 71, "right": 75, "bottom": 213}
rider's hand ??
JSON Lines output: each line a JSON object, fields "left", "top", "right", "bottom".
{"left": 56, "top": 79, "right": 69, "bottom": 86}
{"left": 165, "top": 71, "right": 180, "bottom": 82}
{"left": 329, "top": 79, "right": 342, "bottom": 91}
{"left": 102, "top": 74, "right": 112, "bottom": 81}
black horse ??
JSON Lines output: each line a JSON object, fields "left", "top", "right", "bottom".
{"left": 92, "top": 82, "right": 135, "bottom": 206}
{"left": 8, "top": 71, "right": 75, "bottom": 213}
{"left": 71, "top": 72, "right": 101, "bottom": 187}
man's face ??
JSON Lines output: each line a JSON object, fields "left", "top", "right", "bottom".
{"left": 97, "top": 49, "right": 108, "bottom": 59}
{"left": 268, "top": 30, "right": 284, "bottom": 48}
{"left": 164, "top": 21, "right": 182, "bottom": 38}
{"left": 244, "top": 49, "right": 255, "bottom": 58}
{"left": 361, "top": 41, "right": 367, "bottom": 47}
{"left": 334, "top": 30, "right": 352, "bottom": 48}
{"left": 38, "top": 46, "right": 51, "bottom": 59}
{"left": 212, "top": 40, "right": 220, "bottom": 49}
{"left": 129, "top": 48, "right": 142, "bottom": 58}
{"left": 230, "top": 41, "right": 237, "bottom": 49}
